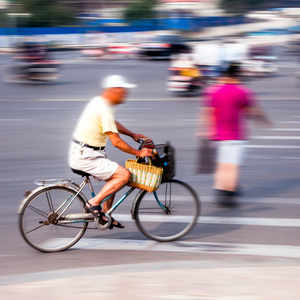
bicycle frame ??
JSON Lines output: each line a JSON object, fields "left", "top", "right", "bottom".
{"left": 25, "top": 163, "right": 170, "bottom": 230}
{"left": 74, "top": 176, "right": 137, "bottom": 215}
{"left": 68, "top": 175, "right": 166, "bottom": 212}
{"left": 46, "top": 176, "right": 137, "bottom": 228}
{"left": 55, "top": 177, "right": 92, "bottom": 220}
{"left": 86, "top": 178, "right": 169, "bottom": 216}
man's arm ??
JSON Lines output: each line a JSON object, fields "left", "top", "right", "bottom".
{"left": 115, "top": 121, "right": 147, "bottom": 142}
{"left": 107, "top": 132, "right": 152, "bottom": 157}
{"left": 244, "top": 106, "right": 272, "bottom": 127}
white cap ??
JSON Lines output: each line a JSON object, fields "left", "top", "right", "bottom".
{"left": 102, "top": 75, "right": 137, "bottom": 89}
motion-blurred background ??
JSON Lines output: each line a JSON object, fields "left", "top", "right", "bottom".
{"left": 1, "top": 1, "right": 300, "bottom": 299}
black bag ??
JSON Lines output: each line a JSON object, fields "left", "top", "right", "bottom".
{"left": 196, "top": 139, "right": 216, "bottom": 174}
{"left": 155, "top": 143, "right": 175, "bottom": 181}
{"left": 138, "top": 139, "right": 175, "bottom": 181}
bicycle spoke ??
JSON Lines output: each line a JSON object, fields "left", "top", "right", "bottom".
{"left": 134, "top": 179, "right": 200, "bottom": 242}
{"left": 27, "top": 204, "right": 49, "bottom": 218}
{"left": 19, "top": 186, "right": 88, "bottom": 252}
{"left": 26, "top": 223, "right": 47, "bottom": 234}
{"left": 45, "top": 190, "right": 54, "bottom": 212}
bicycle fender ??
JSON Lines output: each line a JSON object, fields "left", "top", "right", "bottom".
{"left": 18, "top": 185, "right": 47, "bottom": 214}
{"left": 17, "top": 183, "right": 88, "bottom": 214}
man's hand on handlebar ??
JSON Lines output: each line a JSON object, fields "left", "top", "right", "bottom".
{"left": 132, "top": 134, "right": 147, "bottom": 143}
{"left": 139, "top": 148, "right": 153, "bottom": 158}
{"left": 134, "top": 136, "right": 157, "bottom": 158}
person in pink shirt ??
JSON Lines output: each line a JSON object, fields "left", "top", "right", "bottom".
{"left": 198, "top": 63, "right": 271, "bottom": 206}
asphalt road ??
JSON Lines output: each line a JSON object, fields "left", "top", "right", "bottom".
{"left": 0, "top": 49, "right": 300, "bottom": 297}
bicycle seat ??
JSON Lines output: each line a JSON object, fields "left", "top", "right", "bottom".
{"left": 71, "top": 168, "right": 91, "bottom": 177}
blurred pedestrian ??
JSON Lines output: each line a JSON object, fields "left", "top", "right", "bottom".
{"left": 69, "top": 75, "right": 153, "bottom": 228}
{"left": 197, "top": 62, "right": 271, "bottom": 207}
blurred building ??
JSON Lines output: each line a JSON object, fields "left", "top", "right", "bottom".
{"left": 58, "top": 1, "right": 132, "bottom": 13}
{"left": 158, "top": 0, "right": 220, "bottom": 16}
{"left": 57, "top": 1, "right": 300, "bottom": 17}
{"left": 51, "top": 0, "right": 300, "bottom": 25}
{"left": 57, "top": 1, "right": 221, "bottom": 16}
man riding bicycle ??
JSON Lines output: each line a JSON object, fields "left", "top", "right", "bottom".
{"left": 69, "top": 75, "right": 153, "bottom": 228}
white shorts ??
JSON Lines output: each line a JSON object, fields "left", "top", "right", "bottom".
{"left": 217, "top": 140, "right": 248, "bottom": 165}
{"left": 68, "top": 141, "right": 118, "bottom": 181}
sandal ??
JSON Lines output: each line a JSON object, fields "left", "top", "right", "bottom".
{"left": 108, "top": 217, "right": 125, "bottom": 230}
{"left": 84, "top": 202, "right": 124, "bottom": 229}
{"left": 83, "top": 201, "right": 103, "bottom": 219}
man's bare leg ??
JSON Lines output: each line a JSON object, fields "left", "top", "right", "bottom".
{"left": 85, "top": 165, "right": 130, "bottom": 227}
{"left": 214, "top": 162, "right": 240, "bottom": 206}
{"left": 88, "top": 165, "right": 130, "bottom": 209}
{"left": 214, "top": 162, "right": 239, "bottom": 192}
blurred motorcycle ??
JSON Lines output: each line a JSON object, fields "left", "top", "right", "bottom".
{"left": 6, "top": 59, "right": 61, "bottom": 83}
{"left": 167, "top": 66, "right": 203, "bottom": 95}
{"left": 241, "top": 56, "right": 277, "bottom": 77}
{"left": 241, "top": 45, "right": 278, "bottom": 77}
{"left": 5, "top": 41, "right": 61, "bottom": 83}
{"left": 167, "top": 51, "right": 204, "bottom": 95}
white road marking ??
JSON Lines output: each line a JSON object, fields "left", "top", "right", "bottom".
{"left": 73, "top": 238, "right": 300, "bottom": 259}
{"left": 113, "top": 214, "right": 300, "bottom": 227}
{"left": 252, "top": 136, "right": 300, "bottom": 140}
{"left": 199, "top": 216, "right": 300, "bottom": 227}
{"left": 265, "top": 128, "right": 300, "bottom": 131}
{"left": 117, "top": 195, "right": 300, "bottom": 205}
{"left": 200, "top": 196, "right": 300, "bottom": 205}
{"left": 247, "top": 145, "right": 300, "bottom": 149}
{"left": 18, "top": 107, "right": 69, "bottom": 110}
{"left": 279, "top": 121, "right": 300, "bottom": 124}
{"left": 118, "top": 107, "right": 157, "bottom": 110}
{"left": 249, "top": 154, "right": 300, "bottom": 160}
{"left": 0, "top": 119, "right": 31, "bottom": 121}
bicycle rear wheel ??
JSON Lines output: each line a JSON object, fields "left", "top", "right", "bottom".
{"left": 19, "top": 185, "right": 88, "bottom": 252}
{"left": 134, "top": 179, "right": 200, "bottom": 242}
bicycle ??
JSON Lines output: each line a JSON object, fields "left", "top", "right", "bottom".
{"left": 18, "top": 140, "right": 200, "bottom": 253}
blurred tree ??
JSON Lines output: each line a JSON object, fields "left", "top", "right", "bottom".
{"left": 123, "top": 0, "right": 156, "bottom": 21}
{"left": 0, "top": 11, "right": 6, "bottom": 27}
{"left": 18, "top": 0, "right": 75, "bottom": 27}
{"left": 220, "top": 0, "right": 271, "bottom": 14}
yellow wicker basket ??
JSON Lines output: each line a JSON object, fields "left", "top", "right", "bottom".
{"left": 125, "top": 159, "right": 163, "bottom": 192}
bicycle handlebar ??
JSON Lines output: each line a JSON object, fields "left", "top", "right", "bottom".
{"left": 137, "top": 137, "right": 147, "bottom": 144}
{"left": 137, "top": 137, "right": 158, "bottom": 156}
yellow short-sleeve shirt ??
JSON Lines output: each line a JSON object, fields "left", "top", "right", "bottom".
{"left": 72, "top": 96, "right": 118, "bottom": 147}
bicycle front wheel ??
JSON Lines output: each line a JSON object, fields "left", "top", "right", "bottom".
{"left": 19, "top": 185, "right": 88, "bottom": 252}
{"left": 134, "top": 179, "right": 200, "bottom": 242}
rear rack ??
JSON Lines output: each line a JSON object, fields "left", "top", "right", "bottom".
{"left": 34, "top": 178, "right": 73, "bottom": 186}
